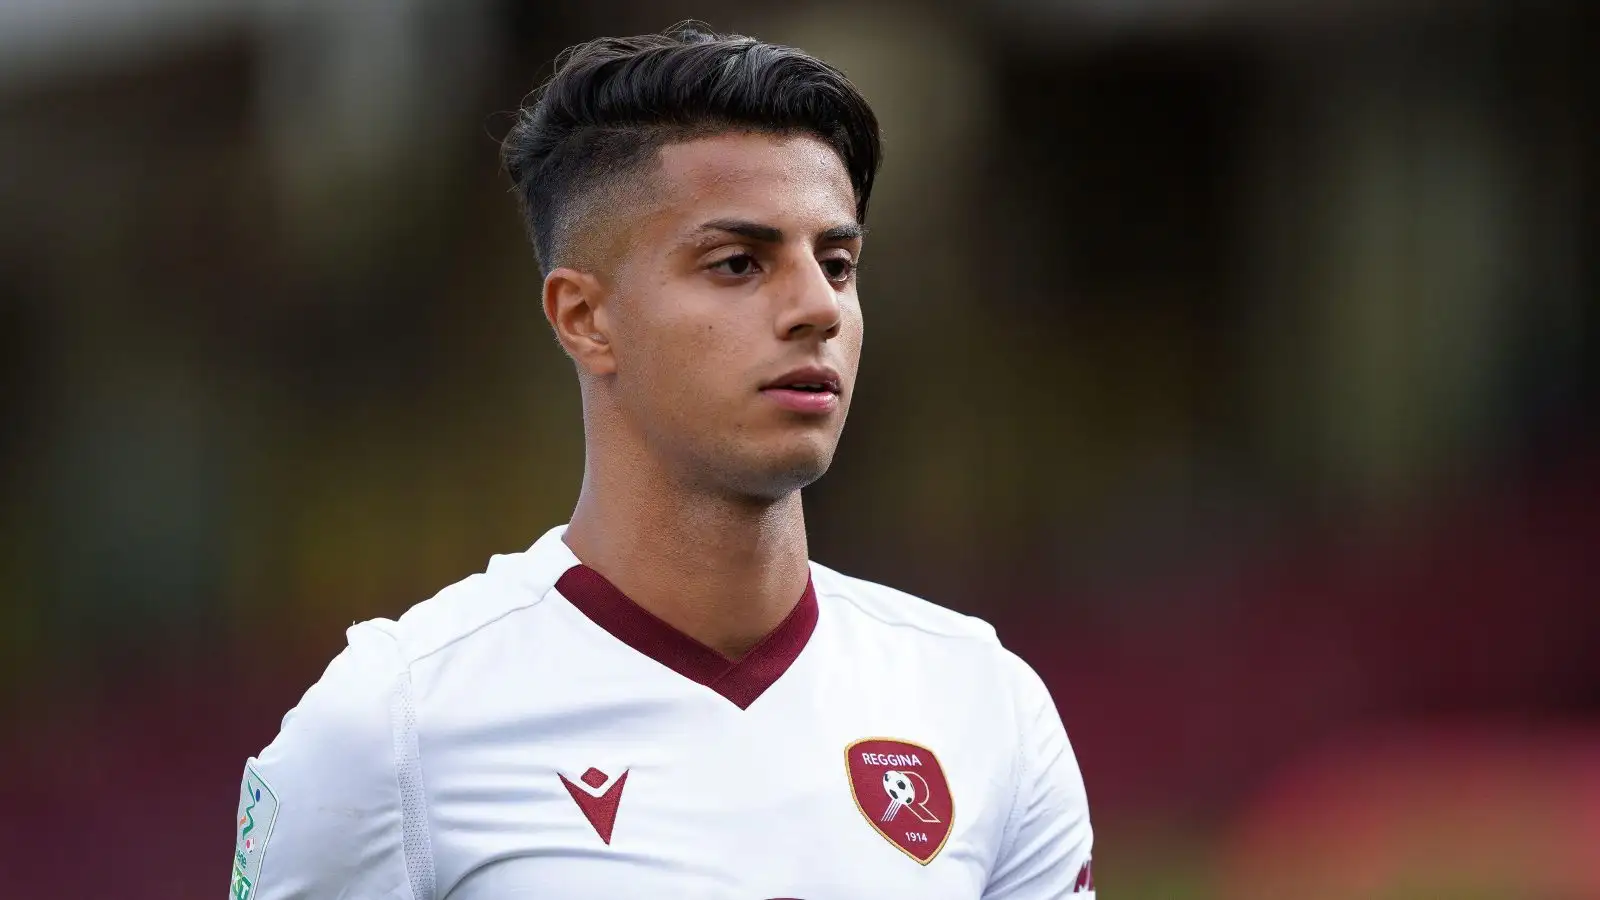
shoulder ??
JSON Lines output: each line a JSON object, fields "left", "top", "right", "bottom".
{"left": 810, "top": 560, "right": 1054, "bottom": 709}
{"left": 258, "top": 620, "right": 407, "bottom": 769}
{"left": 254, "top": 539, "right": 566, "bottom": 776}
{"left": 809, "top": 560, "right": 1001, "bottom": 646}
{"left": 382, "top": 548, "right": 560, "bottom": 666}
{"left": 282, "top": 532, "right": 570, "bottom": 727}
{"left": 354, "top": 525, "right": 576, "bottom": 672}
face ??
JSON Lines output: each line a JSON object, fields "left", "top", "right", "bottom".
{"left": 548, "top": 132, "right": 865, "bottom": 501}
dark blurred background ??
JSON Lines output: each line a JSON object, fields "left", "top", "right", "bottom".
{"left": 1, "top": 1, "right": 1596, "bottom": 897}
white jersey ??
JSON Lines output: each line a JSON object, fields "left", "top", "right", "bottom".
{"left": 232, "top": 526, "right": 1094, "bottom": 899}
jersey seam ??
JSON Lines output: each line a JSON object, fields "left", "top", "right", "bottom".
{"left": 818, "top": 589, "right": 997, "bottom": 643}
{"left": 393, "top": 663, "right": 436, "bottom": 900}
{"left": 994, "top": 660, "right": 1030, "bottom": 874}
{"left": 401, "top": 579, "right": 559, "bottom": 666}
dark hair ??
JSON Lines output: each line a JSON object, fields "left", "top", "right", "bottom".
{"left": 502, "top": 21, "right": 882, "bottom": 274}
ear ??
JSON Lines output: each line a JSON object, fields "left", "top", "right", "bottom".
{"left": 543, "top": 266, "right": 616, "bottom": 376}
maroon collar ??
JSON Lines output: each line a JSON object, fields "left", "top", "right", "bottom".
{"left": 555, "top": 565, "right": 818, "bottom": 710}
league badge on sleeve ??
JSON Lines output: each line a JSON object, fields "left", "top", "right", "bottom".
{"left": 843, "top": 738, "right": 953, "bottom": 865}
{"left": 231, "top": 763, "right": 280, "bottom": 900}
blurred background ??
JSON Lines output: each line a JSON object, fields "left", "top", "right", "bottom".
{"left": 1, "top": 0, "right": 1596, "bottom": 896}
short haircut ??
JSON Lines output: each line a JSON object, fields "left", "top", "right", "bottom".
{"left": 502, "top": 21, "right": 882, "bottom": 275}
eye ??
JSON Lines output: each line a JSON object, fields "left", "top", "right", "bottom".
{"left": 820, "top": 256, "right": 857, "bottom": 284}
{"left": 708, "top": 253, "right": 761, "bottom": 277}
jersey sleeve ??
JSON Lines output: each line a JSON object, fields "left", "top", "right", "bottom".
{"left": 983, "top": 651, "right": 1096, "bottom": 899}
{"left": 230, "top": 622, "right": 424, "bottom": 900}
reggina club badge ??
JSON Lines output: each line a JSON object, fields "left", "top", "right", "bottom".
{"left": 844, "top": 737, "right": 954, "bottom": 864}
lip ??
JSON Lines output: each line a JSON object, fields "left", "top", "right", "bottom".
{"left": 761, "top": 365, "right": 842, "bottom": 393}
{"left": 760, "top": 365, "right": 843, "bottom": 415}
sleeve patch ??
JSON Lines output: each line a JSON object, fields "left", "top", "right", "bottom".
{"left": 231, "top": 763, "right": 281, "bottom": 899}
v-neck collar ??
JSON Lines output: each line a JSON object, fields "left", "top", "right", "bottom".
{"left": 554, "top": 563, "right": 819, "bottom": 710}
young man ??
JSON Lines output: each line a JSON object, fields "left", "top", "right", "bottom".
{"left": 233, "top": 23, "right": 1094, "bottom": 900}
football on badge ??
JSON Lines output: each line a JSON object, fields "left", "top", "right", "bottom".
{"left": 844, "top": 738, "right": 954, "bottom": 864}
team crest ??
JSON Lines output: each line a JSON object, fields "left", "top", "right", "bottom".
{"left": 844, "top": 737, "right": 953, "bottom": 865}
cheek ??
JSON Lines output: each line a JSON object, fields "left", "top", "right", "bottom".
{"left": 673, "top": 313, "right": 739, "bottom": 372}
{"left": 614, "top": 286, "right": 705, "bottom": 365}
{"left": 839, "top": 300, "right": 865, "bottom": 359}
{"left": 617, "top": 299, "right": 745, "bottom": 406}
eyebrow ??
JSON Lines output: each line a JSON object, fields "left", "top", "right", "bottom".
{"left": 695, "top": 219, "right": 866, "bottom": 244}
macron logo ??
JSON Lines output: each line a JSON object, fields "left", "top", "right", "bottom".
{"left": 1073, "top": 859, "right": 1094, "bottom": 892}
{"left": 558, "top": 767, "right": 629, "bottom": 845}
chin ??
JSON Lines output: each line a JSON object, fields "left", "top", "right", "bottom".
{"left": 723, "top": 444, "right": 835, "bottom": 502}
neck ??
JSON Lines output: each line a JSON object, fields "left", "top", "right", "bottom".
{"left": 562, "top": 447, "right": 811, "bottom": 661}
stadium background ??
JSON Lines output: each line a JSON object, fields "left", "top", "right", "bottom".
{"left": 1, "top": 0, "right": 1596, "bottom": 896}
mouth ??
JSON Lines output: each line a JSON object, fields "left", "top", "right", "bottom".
{"left": 760, "top": 366, "right": 843, "bottom": 414}
{"left": 761, "top": 366, "right": 842, "bottom": 395}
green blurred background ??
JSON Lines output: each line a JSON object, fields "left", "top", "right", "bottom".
{"left": 1, "top": 1, "right": 1596, "bottom": 896}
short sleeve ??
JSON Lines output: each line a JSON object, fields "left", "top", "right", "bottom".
{"left": 230, "top": 623, "right": 425, "bottom": 900}
{"left": 983, "top": 651, "right": 1096, "bottom": 898}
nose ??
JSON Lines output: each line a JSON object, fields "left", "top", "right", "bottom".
{"left": 774, "top": 259, "right": 842, "bottom": 341}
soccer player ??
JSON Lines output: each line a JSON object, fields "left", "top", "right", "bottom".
{"left": 232, "top": 23, "right": 1094, "bottom": 899}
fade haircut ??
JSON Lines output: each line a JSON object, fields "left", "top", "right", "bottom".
{"left": 502, "top": 21, "right": 882, "bottom": 275}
